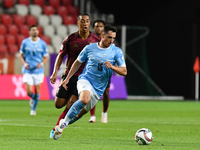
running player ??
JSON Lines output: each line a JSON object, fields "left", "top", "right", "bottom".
{"left": 19, "top": 25, "right": 48, "bottom": 115}
{"left": 53, "top": 25, "right": 127, "bottom": 140}
{"left": 49, "top": 13, "right": 100, "bottom": 138}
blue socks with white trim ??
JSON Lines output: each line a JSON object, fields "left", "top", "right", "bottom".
{"left": 64, "top": 100, "right": 85, "bottom": 124}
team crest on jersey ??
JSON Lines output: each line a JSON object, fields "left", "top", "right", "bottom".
{"left": 73, "top": 44, "right": 78, "bottom": 48}
{"left": 104, "top": 54, "right": 107, "bottom": 57}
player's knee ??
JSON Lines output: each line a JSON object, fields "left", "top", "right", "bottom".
{"left": 27, "top": 91, "right": 32, "bottom": 96}
{"left": 54, "top": 97, "right": 66, "bottom": 109}
{"left": 55, "top": 103, "right": 63, "bottom": 109}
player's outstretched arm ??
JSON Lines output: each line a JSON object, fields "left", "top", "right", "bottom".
{"left": 104, "top": 61, "right": 127, "bottom": 76}
{"left": 62, "top": 59, "right": 82, "bottom": 90}
{"left": 50, "top": 53, "right": 64, "bottom": 84}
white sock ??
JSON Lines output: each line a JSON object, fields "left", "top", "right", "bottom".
{"left": 102, "top": 112, "right": 107, "bottom": 117}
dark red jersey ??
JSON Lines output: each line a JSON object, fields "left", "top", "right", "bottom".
{"left": 59, "top": 31, "right": 100, "bottom": 76}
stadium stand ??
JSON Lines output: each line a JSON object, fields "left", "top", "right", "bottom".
{"left": 43, "top": 25, "right": 55, "bottom": 38}
{"left": 25, "top": 14, "right": 37, "bottom": 26}
{"left": 33, "top": 0, "right": 45, "bottom": 7}
{"left": 47, "top": 44, "right": 55, "bottom": 54}
{"left": 56, "top": 25, "right": 68, "bottom": 39}
{"left": 0, "top": 45, "right": 7, "bottom": 54}
{"left": 19, "top": 24, "right": 29, "bottom": 37}
{"left": 49, "top": 0, "right": 60, "bottom": 8}
{"left": 67, "top": 25, "right": 79, "bottom": 34}
{"left": 0, "top": 0, "right": 80, "bottom": 54}
{"left": 3, "top": 0, "right": 15, "bottom": 8}
{"left": 0, "top": 24, "right": 7, "bottom": 35}
{"left": 15, "top": 4, "right": 29, "bottom": 16}
{"left": 43, "top": 5, "right": 55, "bottom": 16}
{"left": 6, "top": 34, "right": 16, "bottom": 45}
{"left": 40, "top": 35, "right": 51, "bottom": 45}
{"left": 50, "top": 15, "right": 63, "bottom": 27}
{"left": 57, "top": 6, "right": 68, "bottom": 19}
{"left": 7, "top": 24, "right": 18, "bottom": 36}
{"left": 13, "top": 14, "right": 25, "bottom": 26}
{"left": 29, "top": 4, "right": 42, "bottom": 18}
{"left": 38, "top": 15, "right": 50, "bottom": 28}
{"left": 1, "top": 14, "right": 12, "bottom": 25}
{"left": 16, "top": 34, "right": 26, "bottom": 46}
{"left": 8, "top": 44, "right": 18, "bottom": 54}
{"left": 18, "top": 0, "right": 29, "bottom": 6}
{"left": 63, "top": 15, "right": 75, "bottom": 26}
{"left": 0, "top": 35, "right": 5, "bottom": 45}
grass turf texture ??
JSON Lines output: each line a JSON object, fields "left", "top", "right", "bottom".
{"left": 0, "top": 100, "right": 200, "bottom": 150}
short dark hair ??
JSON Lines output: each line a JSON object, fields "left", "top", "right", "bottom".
{"left": 92, "top": 19, "right": 106, "bottom": 28}
{"left": 29, "top": 25, "right": 38, "bottom": 31}
{"left": 103, "top": 25, "right": 117, "bottom": 34}
{"left": 77, "top": 13, "right": 90, "bottom": 20}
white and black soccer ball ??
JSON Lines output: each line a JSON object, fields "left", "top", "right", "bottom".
{"left": 135, "top": 128, "right": 153, "bottom": 145}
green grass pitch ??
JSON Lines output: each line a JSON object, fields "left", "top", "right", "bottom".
{"left": 0, "top": 100, "right": 200, "bottom": 150}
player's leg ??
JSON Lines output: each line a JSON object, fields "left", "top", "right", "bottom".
{"left": 53, "top": 90, "right": 89, "bottom": 140}
{"left": 53, "top": 79, "right": 98, "bottom": 140}
{"left": 52, "top": 95, "right": 78, "bottom": 129}
{"left": 102, "top": 86, "right": 110, "bottom": 123}
{"left": 89, "top": 105, "right": 96, "bottom": 123}
{"left": 23, "top": 73, "right": 35, "bottom": 113}
{"left": 50, "top": 95, "right": 78, "bottom": 138}
{"left": 50, "top": 75, "right": 78, "bottom": 138}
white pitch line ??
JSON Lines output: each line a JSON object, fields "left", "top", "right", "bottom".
{"left": 0, "top": 123, "right": 123, "bottom": 131}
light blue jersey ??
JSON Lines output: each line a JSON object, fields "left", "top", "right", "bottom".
{"left": 19, "top": 37, "right": 48, "bottom": 74}
{"left": 77, "top": 43, "right": 126, "bottom": 97}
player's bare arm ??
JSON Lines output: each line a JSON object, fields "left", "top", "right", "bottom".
{"left": 36, "top": 56, "right": 48, "bottom": 69}
{"left": 104, "top": 61, "right": 127, "bottom": 76}
{"left": 19, "top": 53, "right": 29, "bottom": 70}
{"left": 50, "top": 53, "right": 64, "bottom": 84}
{"left": 62, "top": 59, "right": 82, "bottom": 90}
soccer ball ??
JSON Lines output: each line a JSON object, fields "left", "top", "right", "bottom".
{"left": 135, "top": 128, "right": 153, "bottom": 145}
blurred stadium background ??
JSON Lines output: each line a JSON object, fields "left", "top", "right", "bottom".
{"left": 0, "top": 0, "right": 199, "bottom": 100}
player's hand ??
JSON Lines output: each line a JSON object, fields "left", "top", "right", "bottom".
{"left": 104, "top": 61, "right": 113, "bottom": 69}
{"left": 50, "top": 73, "right": 57, "bottom": 84}
{"left": 62, "top": 79, "right": 69, "bottom": 91}
{"left": 24, "top": 63, "right": 29, "bottom": 70}
{"left": 36, "top": 63, "right": 42, "bottom": 69}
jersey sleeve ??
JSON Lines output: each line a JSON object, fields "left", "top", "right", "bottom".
{"left": 115, "top": 48, "right": 126, "bottom": 67}
{"left": 19, "top": 40, "right": 25, "bottom": 54}
{"left": 77, "top": 46, "right": 88, "bottom": 63}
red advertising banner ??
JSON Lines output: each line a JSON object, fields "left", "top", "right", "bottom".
{"left": 0, "top": 75, "right": 49, "bottom": 100}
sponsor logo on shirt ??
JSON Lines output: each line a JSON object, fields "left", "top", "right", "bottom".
{"left": 73, "top": 44, "right": 78, "bottom": 48}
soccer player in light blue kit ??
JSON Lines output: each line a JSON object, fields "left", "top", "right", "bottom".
{"left": 53, "top": 25, "right": 127, "bottom": 140}
{"left": 19, "top": 25, "right": 48, "bottom": 115}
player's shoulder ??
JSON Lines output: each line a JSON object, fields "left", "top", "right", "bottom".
{"left": 22, "top": 37, "right": 30, "bottom": 43}
{"left": 62, "top": 31, "right": 78, "bottom": 43}
{"left": 90, "top": 31, "right": 101, "bottom": 41}
{"left": 39, "top": 38, "right": 47, "bottom": 45}
{"left": 86, "top": 42, "right": 97, "bottom": 48}
{"left": 111, "top": 44, "right": 121, "bottom": 50}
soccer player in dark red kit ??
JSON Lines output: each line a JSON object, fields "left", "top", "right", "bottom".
{"left": 49, "top": 13, "right": 100, "bottom": 138}
{"left": 88, "top": 19, "right": 110, "bottom": 123}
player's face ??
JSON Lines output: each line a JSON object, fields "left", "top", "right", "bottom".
{"left": 78, "top": 15, "right": 90, "bottom": 33}
{"left": 102, "top": 31, "right": 116, "bottom": 47}
{"left": 94, "top": 22, "right": 104, "bottom": 36}
{"left": 29, "top": 27, "right": 39, "bottom": 38}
